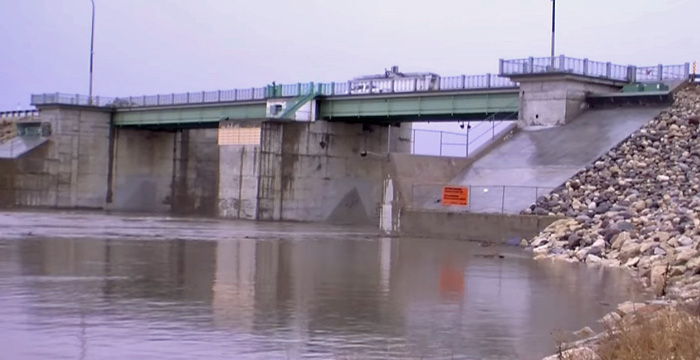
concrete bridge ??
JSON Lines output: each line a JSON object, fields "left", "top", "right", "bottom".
{"left": 0, "top": 55, "right": 692, "bottom": 235}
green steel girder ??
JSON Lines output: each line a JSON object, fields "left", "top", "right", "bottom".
{"left": 113, "top": 90, "right": 520, "bottom": 127}
{"left": 114, "top": 101, "right": 267, "bottom": 126}
{"left": 318, "top": 90, "right": 519, "bottom": 121}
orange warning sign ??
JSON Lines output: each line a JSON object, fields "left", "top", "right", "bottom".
{"left": 441, "top": 186, "right": 469, "bottom": 206}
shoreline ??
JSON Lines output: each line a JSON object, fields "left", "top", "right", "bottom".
{"left": 526, "top": 84, "right": 700, "bottom": 358}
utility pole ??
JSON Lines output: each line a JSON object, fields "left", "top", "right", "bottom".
{"left": 550, "top": 0, "right": 556, "bottom": 68}
{"left": 88, "top": 0, "right": 95, "bottom": 105}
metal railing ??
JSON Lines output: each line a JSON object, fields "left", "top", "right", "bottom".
{"left": 409, "top": 184, "right": 556, "bottom": 214}
{"left": 30, "top": 73, "right": 517, "bottom": 109}
{"left": 499, "top": 55, "right": 690, "bottom": 83}
{"left": 409, "top": 98, "right": 520, "bottom": 157}
{"left": 0, "top": 110, "right": 40, "bottom": 119}
{"left": 411, "top": 120, "right": 516, "bottom": 157}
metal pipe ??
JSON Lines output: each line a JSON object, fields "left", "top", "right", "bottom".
{"left": 387, "top": 124, "right": 391, "bottom": 154}
{"left": 88, "top": 0, "right": 95, "bottom": 105}
{"left": 550, "top": 0, "right": 556, "bottom": 67}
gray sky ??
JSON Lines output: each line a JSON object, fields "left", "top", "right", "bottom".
{"left": 1, "top": 0, "right": 698, "bottom": 112}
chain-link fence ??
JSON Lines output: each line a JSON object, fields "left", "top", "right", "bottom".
{"left": 410, "top": 184, "right": 556, "bottom": 214}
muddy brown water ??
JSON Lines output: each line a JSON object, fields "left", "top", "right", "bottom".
{"left": 0, "top": 210, "right": 645, "bottom": 360}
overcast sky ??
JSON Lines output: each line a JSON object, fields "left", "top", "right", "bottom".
{"left": 1, "top": 0, "right": 698, "bottom": 112}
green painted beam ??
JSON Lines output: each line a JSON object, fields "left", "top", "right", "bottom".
{"left": 114, "top": 101, "right": 267, "bottom": 126}
{"left": 113, "top": 90, "right": 520, "bottom": 127}
{"left": 319, "top": 90, "right": 519, "bottom": 120}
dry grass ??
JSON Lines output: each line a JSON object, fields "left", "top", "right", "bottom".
{"left": 594, "top": 305, "right": 700, "bottom": 360}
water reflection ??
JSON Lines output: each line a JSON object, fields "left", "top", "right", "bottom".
{"left": 0, "top": 213, "right": 644, "bottom": 360}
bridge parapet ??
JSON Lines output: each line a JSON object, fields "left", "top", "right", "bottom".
{"left": 500, "top": 55, "right": 690, "bottom": 83}
{"left": 0, "top": 110, "right": 40, "bottom": 120}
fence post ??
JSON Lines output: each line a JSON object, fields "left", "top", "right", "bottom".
{"left": 461, "top": 75, "right": 466, "bottom": 89}
{"left": 412, "top": 129, "right": 416, "bottom": 154}
{"left": 559, "top": 54, "right": 566, "bottom": 71}
{"left": 528, "top": 56, "right": 534, "bottom": 73}
{"left": 685, "top": 62, "right": 691, "bottom": 80}
{"left": 439, "top": 131, "right": 443, "bottom": 156}
{"left": 492, "top": 121, "right": 495, "bottom": 139}
{"left": 348, "top": 81, "right": 353, "bottom": 94}
{"left": 502, "top": 186, "right": 506, "bottom": 213}
{"left": 157, "top": 95, "right": 161, "bottom": 106}
{"left": 583, "top": 58, "right": 589, "bottom": 76}
{"left": 218, "top": 90, "right": 222, "bottom": 102}
{"left": 486, "top": 73, "right": 491, "bottom": 88}
{"left": 498, "top": 59, "right": 504, "bottom": 74}
{"left": 412, "top": 78, "right": 417, "bottom": 91}
{"left": 658, "top": 64, "right": 664, "bottom": 81}
{"left": 466, "top": 125, "right": 470, "bottom": 157}
{"left": 142, "top": 95, "right": 146, "bottom": 105}
{"left": 606, "top": 62, "right": 612, "bottom": 78}
{"left": 234, "top": 89, "right": 238, "bottom": 101}
{"left": 627, "top": 66, "right": 637, "bottom": 83}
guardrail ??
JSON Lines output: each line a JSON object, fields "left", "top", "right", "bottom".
{"left": 30, "top": 73, "right": 517, "bottom": 109}
{"left": 411, "top": 108, "right": 518, "bottom": 157}
{"left": 499, "top": 55, "right": 690, "bottom": 83}
{"left": 410, "top": 184, "right": 555, "bottom": 214}
{"left": 0, "top": 110, "right": 40, "bottom": 119}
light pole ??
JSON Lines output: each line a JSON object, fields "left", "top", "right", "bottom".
{"left": 88, "top": 0, "right": 95, "bottom": 105}
{"left": 550, "top": 0, "right": 556, "bottom": 67}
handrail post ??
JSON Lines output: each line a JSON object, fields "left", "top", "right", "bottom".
{"left": 202, "top": 91, "right": 206, "bottom": 102}
{"left": 461, "top": 75, "right": 466, "bottom": 89}
{"left": 218, "top": 90, "right": 222, "bottom": 102}
{"left": 627, "top": 65, "right": 637, "bottom": 83}
{"left": 331, "top": 82, "right": 335, "bottom": 96}
{"left": 412, "top": 129, "right": 416, "bottom": 154}
{"left": 658, "top": 64, "right": 664, "bottom": 81}
{"left": 684, "top": 62, "right": 691, "bottom": 80}
{"left": 439, "top": 131, "right": 443, "bottom": 156}
{"left": 528, "top": 56, "right": 534, "bottom": 73}
{"left": 583, "top": 58, "right": 589, "bottom": 76}
{"left": 559, "top": 54, "right": 566, "bottom": 71}
{"left": 498, "top": 59, "right": 504, "bottom": 75}
{"left": 486, "top": 73, "right": 491, "bottom": 88}
{"left": 606, "top": 62, "right": 612, "bottom": 78}
{"left": 502, "top": 185, "right": 506, "bottom": 213}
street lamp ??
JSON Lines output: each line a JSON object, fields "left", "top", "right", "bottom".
{"left": 550, "top": 0, "right": 556, "bottom": 65}
{"left": 88, "top": 0, "right": 95, "bottom": 105}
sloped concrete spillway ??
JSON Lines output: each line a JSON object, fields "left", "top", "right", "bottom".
{"left": 421, "top": 106, "right": 666, "bottom": 214}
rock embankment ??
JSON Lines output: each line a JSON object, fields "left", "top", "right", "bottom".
{"left": 0, "top": 120, "right": 15, "bottom": 143}
{"left": 525, "top": 85, "right": 700, "bottom": 300}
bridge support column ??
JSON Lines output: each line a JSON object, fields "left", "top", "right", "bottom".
{"left": 508, "top": 73, "right": 623, "bottom": 127}
{"left": 0, "top": 105, "right": 112, "bottom": 209}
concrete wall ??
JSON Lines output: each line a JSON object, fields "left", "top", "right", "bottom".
{"left": 518, "top": 75, "right": 620, "bottom": 127}
{"left": 389, "top": 153, "right": 474, "bottom": 207}
{"left": 172, "top": 129, "right": 219, "bottom": 216}
{"left": 0, "top": 106, "right": 111, "bottom": 209}
{"left": 110, "top": 128, "right": 175, "bottom": 212}
{"left": 217, "top": 120, "right": 412, "bottom": 224}
{"left": 398, "top": 209, "right": 562, "bottom": 244}
{"left": 219, "top": 144, "right": 261, "bottom": 220}
{"left": 109, "top": 127, "right": 220, "bottom": 214}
